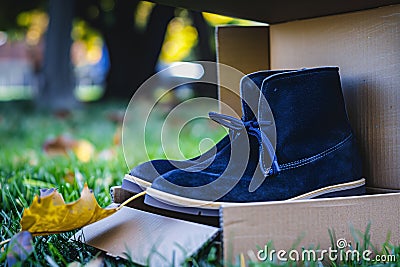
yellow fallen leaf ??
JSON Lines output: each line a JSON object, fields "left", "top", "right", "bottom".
{"left": 20, "top": 184, "right": 116, "bottom": 235}
{"left": 72, "top": 140, "right": 95, "bottom": 163}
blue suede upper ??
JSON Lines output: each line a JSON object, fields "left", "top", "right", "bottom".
{"left": 129, "top": 134, "right": 230, "bottom": 182}
{"left": 150, "top": 67, "right": 363, "bottom": 202}
{"left": 129, "top": 70, "right": 281, "bottom": 183}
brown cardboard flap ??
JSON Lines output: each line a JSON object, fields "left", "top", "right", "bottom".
{"left": 73, "top": 207, "right": 219, "bottom": 266}
{"left": 269, "top": 4, "right": 400, "bottom": 189}
{"left": 222, "top": 193, "right": 400, "bottom": 264}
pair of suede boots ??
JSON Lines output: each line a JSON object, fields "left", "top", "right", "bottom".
{"left": 122, "top": 67, "right": 365, "bottom": 216}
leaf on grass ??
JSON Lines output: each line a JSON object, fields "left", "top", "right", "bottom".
{"left": 43, "top": 135, "right": 95, "bottom": 162}
{"left": 7, "top": 231, "right": 33, "bottom": 266}
{"left": 72, "top": 140, "right": 95, "bottom": 163}
{"left": 43, "top": 135, "right": 76, "bottom": 156}
{"left": 20, "top": 184, "right": 116, "bottom": 235}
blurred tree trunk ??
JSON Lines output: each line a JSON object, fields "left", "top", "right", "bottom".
{"left": 37, "top": 0, "right": 77, "bottom": 111}
{"left": 101, "top": 2, "right": 174, "bottom": 99}
{"left": 101, "top": 0, "right": 140, "bottom": 99}
{"left": 191, "top": 11, "right": 217, "bottom": 98}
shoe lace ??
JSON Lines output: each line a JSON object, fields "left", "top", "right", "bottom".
{"left": 208, "top": 112, "right": 280, "bottom": 177}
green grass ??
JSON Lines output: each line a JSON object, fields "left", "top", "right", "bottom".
{"left": 0, "top": 100, "right": 129, "bottom": 266}
{"left": 0, "top": 100, "right": 226, "bottom": 266}
{"left": 0, "top": 101, "right": 399, "bottom": 266}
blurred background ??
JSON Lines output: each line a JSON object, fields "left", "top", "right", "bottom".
{"left": 0, "top": 5, "right": 264, "bottom": 263}
{"left": 0, "top": 0, "right": 259, "bottom": 109}
{"left": 0, "top": 0, "right": 263, "bottom": 210}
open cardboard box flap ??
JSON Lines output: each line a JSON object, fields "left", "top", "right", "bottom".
{"left": 73, "top": 206, "right": 219, "bottom": 266}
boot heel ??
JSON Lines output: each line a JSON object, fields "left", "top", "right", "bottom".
{"left": 315, "top": 184, "right": 366, "bottom": 199}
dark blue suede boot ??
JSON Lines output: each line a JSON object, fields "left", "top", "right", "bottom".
{"left": 146, "top": 67, "right": 365, "bottom": 215}
{"left": 123, "top": 70, "right": 284, "bottom": 193}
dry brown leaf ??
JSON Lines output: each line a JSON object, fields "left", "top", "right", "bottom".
{"left": 43, "top": 135, "right": 94, "bottom": 162}
{"left": 20, "top": 184, "right": 116, "bottom": 235}
{"left": 43, "top": 135, "right": 76, "bottom": 156}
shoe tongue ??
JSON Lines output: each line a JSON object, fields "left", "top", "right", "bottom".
{"left": 241, "top": 71, "right": 284, "bottom": 121}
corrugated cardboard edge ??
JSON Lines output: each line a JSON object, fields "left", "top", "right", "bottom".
{"left": 222, "top": 192, "right": 400, "bottom": 264}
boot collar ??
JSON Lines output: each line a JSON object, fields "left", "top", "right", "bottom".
{"left": 240, "top": 70, "right": 289, "bottom": 122}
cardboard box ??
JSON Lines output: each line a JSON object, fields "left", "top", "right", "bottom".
{"left": 109, "top": 186, "right": 400, "bottom": 265}
{"left": 215, "top": 5, "right": 400, "bottom": 264}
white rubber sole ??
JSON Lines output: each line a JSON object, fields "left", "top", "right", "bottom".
{"left": 145, "top": 178, "right": 366, "bottom": 210}
{"left": 124, "top": 174, "right": 152, "bottom": 189}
